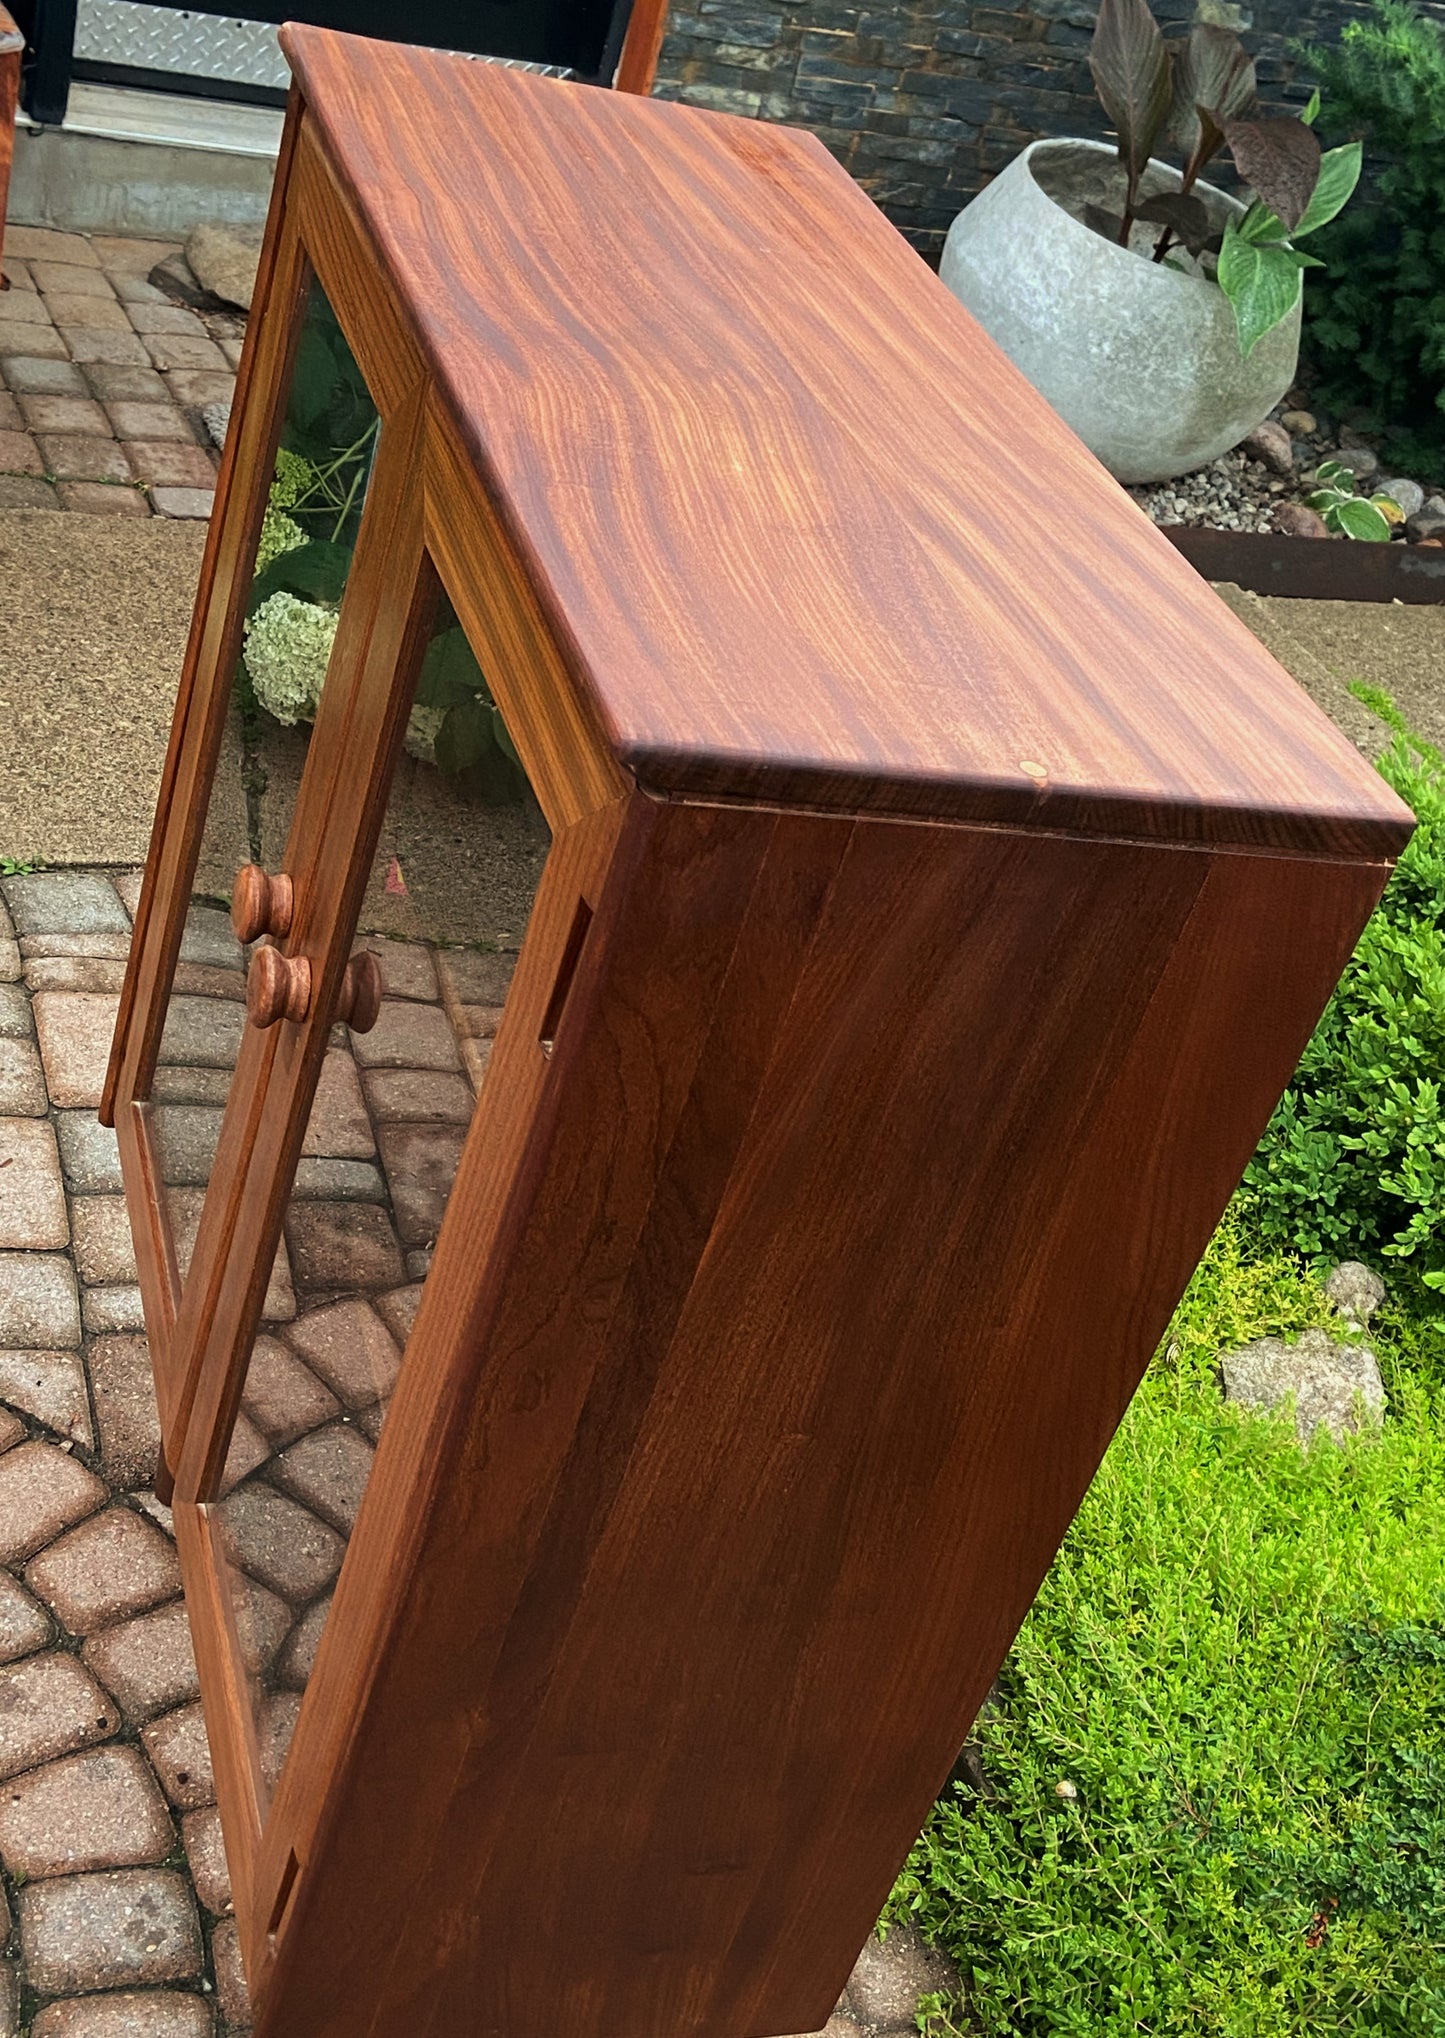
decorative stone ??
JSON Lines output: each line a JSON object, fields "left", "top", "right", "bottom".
{"left": 176, "top": 906, "right": 241, "bottom": 971}
{"left": 18, "top": 1868, "right": 202, "bottom": 1993}
{"left": 54, "top": 1112, "right": 123, "bottom": 1192}
{"left": 0, "top": 1570, "right": 52, "bottom": 1662}
{"left": 0, "top": 1442, "right": 105, "bottom": 1564}
{"left": 461, "top": 1037, "right": 492, "bottom": 1092}
{"left": 0, "top": 875, "right": 128, "bottom": 938}
{"left": 1376, "top": 478, "right": 1424, "bottom": 519}
{"left": 217, "top": 1412, "right": 270, "bottom": 1498}
{"left": 157, "top": 996, "right": 243, "bottom": 1071}
{"left": 216, "top": 1483, "right": 344, "bottom": 1605}
{"left": 284, "top": 1201, "right": 405, "bottom": 1292}
{"left": 377, "top": 1123, "right": 466, "bottom": 1247}
{"left": 0, "top": 984, "right": 31, "bottom": 1036}
{"left": 348, "top": 998, "right": 461, "bottom": 1071}
{"left": 183, "top": 224, "right": 263, "bottom": 310}
{"left": 1219, "top": 1327, "right": 1386, "bottom": 1443}
{"left": 69, "top": 1198, "right": 138, "bottom": 1285}
{"left": 182, "top": 1803, "right": 232, "bottom": 1915}
{"left": 292, "top": 1158, "right": 388, "bottom": 1202}
{"left": 0, "top": 1745, "right": 174, "bottom": 1877}
{"left": 31, "top": 1989, "right": 215, "bottom": 2037}
{"left": 25, "top": 1507, "right": 181, "bottom": 1634}
{"left": 82, "top": 1290, "right": 147, "bottom": 1335}
{"left": 375, "top": 1284, "right": 423, "bottom": 1345}
{"left": 230, "top": 1575, "right": 293, "bottom": 1676}
{"left": 300, "top": 1047, "right": 376, "bottom": 1159}
{"left": 31, "top": 993, "right": 122, "bottom": 1109}
{"left": 277, "top": 1591, "right": 330, "bottom": 1690}
{"left": 846, "top": 1925, "right": 959, "bottom": 2029}
{"left": 140, "top": 1702, "right": 215, "bottom": 1811}
{"left": 284, "top": 1299, "right": 401, "bottom": 1408}
{"left": 240, "top": 1337, "right": 340, "bottom": 1447}
{"left": 358, "top": 937, "right": 438, "bottom": 1002}
{"left": 0, "top": 1119, "right": 69, "bottom": 1249}
{"left": 23, "top": 959, "right": 129, "bottom": 993}
{"left": 1279, "top": 409, "right": 1316, "bottom": 436}
{"left": 359, "top": 1067, "right": 473, "bottom": 1125}
{"left": 20, "top": 934, "right": 131, "bottom": 961}
{"left": 0, "top": 1255, "right": 80, "bottom": 1348}
{"left": 150, "top": 1066, "right": 231, "bottom": 1105}
{"left": 436, "top": 949, "right": 515, "bottom": 1004}
{"left": 0, "top": 1349, "right": 94, "bottom": 1447}
{"left": 1273, "top": 501, "right": 1330, "bottom": 540}
{"left": 166, "top": 1188, "right": 294, "bottom": 1322}
{"left": 152, "top": 1106, "right": 223, "bottom": 1187}
{"left": 81, "top": 1600, "right": 198, "bottom": 1723}
{"left": 0, "top": 1653, "right": 120, "bottom": 1780}
{"left": 87, "top": 1337, "right": 161, "bottom": 1490}
{"left": 1406, "top": 498, "right": 1445, "bottom": 544}
{"left": 0, "top": 1037, "right": 48, "bottom": 1114}
{"left": 209, "top": 1916, "right": 249, "bottom": 2028}
{"left": 270, "top": 1422, "right": 375, "bottom": 1535}
{"left": 1240, "top": 420, "right": 1293, "bottom": 474}
{"left": 1322, "top": 1259, "right": 1386, "bottom": 1328}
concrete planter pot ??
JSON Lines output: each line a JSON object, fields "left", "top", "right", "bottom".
{"left": 939, "top": 138, "right": 1301, "bottom": 485}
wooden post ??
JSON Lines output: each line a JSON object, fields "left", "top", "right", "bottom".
{"left": 0, "top": 5, "right": 23, "bottom": 282}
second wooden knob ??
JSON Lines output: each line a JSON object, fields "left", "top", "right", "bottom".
{"left": 335, "top": 951, "right": 384, "bottom": 1034}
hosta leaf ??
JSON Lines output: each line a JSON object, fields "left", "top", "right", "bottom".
{"left": 434, "top": 696, "right": 494, "bottom": 774}
{"left": 1224, "top": 115, "right": 1322, "bottom": 232}
{"left": 416, "top": 625, "right": 488, "bottom": 710}
{"left": 1169, "top": 23, "right": 1255, "bottom": 168}
{"left": 1333, "top": 496, "right": 1394, "bottom": 542}
{"left": 1217, "top": 223, "right": 1302, "bottom": 356}
{"left": 1090, "top": 0, "right": 1172, "bottom": 175}
{"left": 491, "top": 707, "right": 522, "bottom": 767}
{"left": 246, "top": 540, "right": 351, "bottom": 616}
{"left": 1293, "top": 143, "right": 1363, "bottom": 238}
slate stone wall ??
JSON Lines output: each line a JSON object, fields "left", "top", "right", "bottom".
{"left": 651, "top": 0, "right": 1440, "bottom": 263}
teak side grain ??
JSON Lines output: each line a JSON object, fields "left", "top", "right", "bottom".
{"left": 102, "top": 37, "right": 1413, "bottom": 2038}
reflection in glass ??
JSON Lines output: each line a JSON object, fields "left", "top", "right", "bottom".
{"left": 211, "top": 574, "right": 550, "bottom": 1808}
{"left": 152, "top": 274, "right": 380, "bottom": 1309}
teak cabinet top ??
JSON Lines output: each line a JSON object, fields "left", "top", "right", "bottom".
{"left": 287, "top": 25, "right": 1408, "bottom": 857}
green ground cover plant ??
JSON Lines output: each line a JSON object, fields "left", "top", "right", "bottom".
{"left": 887, "top": 705, "right": 1445, "bottom": 2034}
{"left": 887, "top": 1221, "right": 1445, "bottom": 2034}
{"left": 1244, "top": 689, "right": 1445, "bottom": 1287}
{"left": 1299, "top": 0, "right": 1445, "bottom": 468}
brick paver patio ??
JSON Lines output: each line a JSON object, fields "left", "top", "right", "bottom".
{"left": 0, "top": 863, "right": 524, "bottom": 2033}
{"left": 1, "top": 228, "right": 241, "bottom": 521}
{"left": 0, "top": 861, "right": 963, "bottom": 2036}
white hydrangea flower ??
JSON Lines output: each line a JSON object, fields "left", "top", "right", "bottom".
{"left": 243, "top": 592, "right": 338, "bottom": 727}
{"left": 256, "top": 507, "right": 306, "bottom": 572}
{"left": 404, "top": 703, "right": 446, "bottom": 762}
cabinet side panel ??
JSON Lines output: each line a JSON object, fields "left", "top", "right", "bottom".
{"left": 263, "top": 809, "right": 1387, "bottom": 2038}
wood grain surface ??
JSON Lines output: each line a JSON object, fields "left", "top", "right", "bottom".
{"left": 280, "top": 29, "right": 1409, "bottom": 859}
{"left": 252, "top": 787, "right": 1391, "bottom": 2038}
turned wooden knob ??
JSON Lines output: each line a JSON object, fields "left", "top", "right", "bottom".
{"left": 247, "top": 945, "right": 311, "bottom": 1028}
{"left": 336, "top": 951, "right": 384, "bottom": 1034}
{"left": 232, "top": 866, "right": 294, "bottom": 945}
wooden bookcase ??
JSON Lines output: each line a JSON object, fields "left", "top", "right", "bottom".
{"left": 103, "top": 33, "right": 1413, "bottom": 2038}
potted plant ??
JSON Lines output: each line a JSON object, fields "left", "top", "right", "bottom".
{"left": 938, "top": 0, "right": 1361, "bottom": 484}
